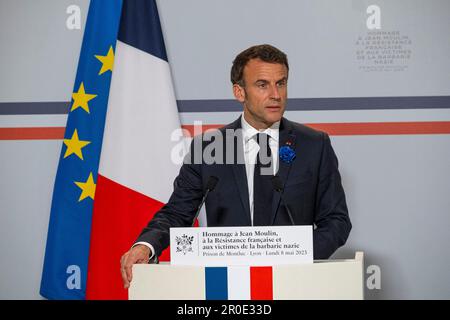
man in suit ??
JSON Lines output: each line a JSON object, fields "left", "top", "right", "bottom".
{"left": 120, "top": 44, "right": 351, "bottom": 288}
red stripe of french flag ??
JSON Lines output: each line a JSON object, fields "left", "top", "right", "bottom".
{"left": 250, "top": 267, "right": 273, "bottom": 300}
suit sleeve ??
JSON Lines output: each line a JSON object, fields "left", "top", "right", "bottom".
{"left": 134, "top": 139, "right": 204, "bottom": 257}
{"left": 313, "top": 132, "right": 352, "bottom": 259}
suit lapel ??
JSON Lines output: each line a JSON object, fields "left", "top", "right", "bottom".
{"left": 270, "top": 118, "right": 297, "bottom": 225}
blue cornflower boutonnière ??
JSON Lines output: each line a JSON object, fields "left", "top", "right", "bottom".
{"left": 279, "top": 141, "right": 296, "bottom": 164}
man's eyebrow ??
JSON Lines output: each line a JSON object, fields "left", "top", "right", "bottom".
{"left": 255, "top": 76, "right": 288, "bottom": 83}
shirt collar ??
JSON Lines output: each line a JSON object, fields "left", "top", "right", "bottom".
{"left": 241, "top": 113, "right": 280, "bottom": 144}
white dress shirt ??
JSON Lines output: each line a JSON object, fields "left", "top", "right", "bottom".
{"left": 240, "top": 114, "right": 280, "bottom": 225}
{"left": 135, "top": 114, "right": 281, "bottom": 258}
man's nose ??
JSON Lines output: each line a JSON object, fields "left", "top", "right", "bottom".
{"left": 269, "top": 85, "right": 281, "bottom": 101}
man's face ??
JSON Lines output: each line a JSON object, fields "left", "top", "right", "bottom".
{"left": 233, "top": 58, "right": 288, "bottom": 129}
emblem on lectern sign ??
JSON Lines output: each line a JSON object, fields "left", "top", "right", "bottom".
{"left": 175, "top": 234, "right": 194, "bottom": 255}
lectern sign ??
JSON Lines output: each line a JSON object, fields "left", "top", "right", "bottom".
{"left": 170, "top": 226, "right": 313, "bottom": 266}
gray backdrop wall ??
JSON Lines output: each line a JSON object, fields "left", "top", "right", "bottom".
{"left": 1, "top": 0, "right": 449, "bottom": 299}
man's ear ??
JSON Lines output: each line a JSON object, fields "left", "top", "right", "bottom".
{"left": 233, "top": 84, "right": 245, "bottom": 103}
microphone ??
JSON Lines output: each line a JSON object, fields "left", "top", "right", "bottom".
{"left": 271, "top": 175, "right": 295, "bottom": 225}
{"left": 192, "top": 176, "right": 219, "bottom": 226}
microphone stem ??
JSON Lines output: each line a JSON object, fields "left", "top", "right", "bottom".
{"left": 192, "top": 188, "right": 210, "bottom": 227}
{"left": 279, "top": 192, "right": 295, "bottom": 225}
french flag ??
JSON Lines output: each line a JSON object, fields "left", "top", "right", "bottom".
{"left": 205, "top": 267, "right": 274, "bottom": 300}
{"left": 40, "top": 0, "right": 183, "bottom": 300}
{"left": 87, "top": 0, "right": 183, "bottom": 299}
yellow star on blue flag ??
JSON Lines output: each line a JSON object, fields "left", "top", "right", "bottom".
{"left": 95, "top": 46, "right": 115, "bottom": 75}
{"left": 71, "top": 82, "right": 97, "bottom": 113}
{"left": 63, "top": 129, "right": 91, "bottom": 160}
{"left": 74, "top": 172, "right": 97, "bottom": 201}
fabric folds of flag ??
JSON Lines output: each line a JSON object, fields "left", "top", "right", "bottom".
{"left": 40, "top": 0, "right": 183, "bottom": 300}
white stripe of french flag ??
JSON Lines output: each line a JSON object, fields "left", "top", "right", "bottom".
{"left": 228, "top": 266, "right": 251, "bottom": 300}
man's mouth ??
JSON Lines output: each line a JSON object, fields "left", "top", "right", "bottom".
{"left": 266, "top": 105, "right": 281, "bottom": 111}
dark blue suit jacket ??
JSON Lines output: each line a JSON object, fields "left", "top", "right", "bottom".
{"left": 136, "top": 117, "right": 351, "bottom": 259}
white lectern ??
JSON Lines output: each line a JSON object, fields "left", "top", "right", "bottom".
{"left": 129, "top": 252, "right": 364, "bottom": 300}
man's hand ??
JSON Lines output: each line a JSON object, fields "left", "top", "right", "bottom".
{"left": 120, "top": 244, "right": 151, "bottom": 289}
